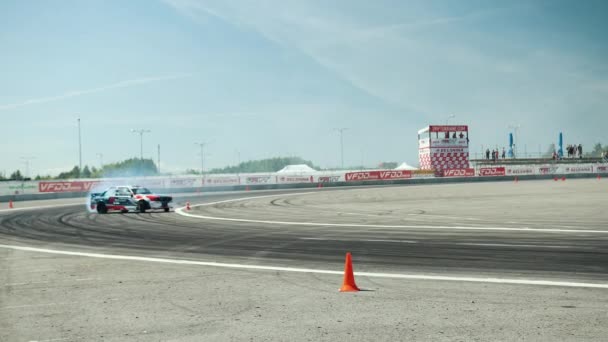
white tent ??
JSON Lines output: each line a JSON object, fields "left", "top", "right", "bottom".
{"left": 394, "top": 162, "right": 418, "bottom": 170}
{"left": 276, "top": 164, "right": 317, "bottom": 174}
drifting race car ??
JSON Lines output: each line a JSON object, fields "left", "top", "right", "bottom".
{"left": 90, "top": 185, "right": 173, "bottom": 214}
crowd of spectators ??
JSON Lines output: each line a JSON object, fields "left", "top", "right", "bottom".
{"left": 485, "top": 148, "right": 506, "bottom": 161}
{"left": 566, "top": 144, "right": 583, "bottom": 158}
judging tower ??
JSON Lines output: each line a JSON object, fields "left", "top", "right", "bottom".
{"left": 418, "top": 125, "right": 470, "bottom": 171}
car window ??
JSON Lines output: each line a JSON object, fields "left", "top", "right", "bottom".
{"left": 103, "top": 188, "right": 116, "bottom": 198}
{"left": 116, "top": 188, "right": 131, "bottom": 196}
{"left": 132, "top": 188, "right": 151, "bottom": 195}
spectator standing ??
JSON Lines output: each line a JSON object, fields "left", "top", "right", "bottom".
{"left": 502, "top": 148, "right": 506, "bottom": 159}
{"left": 486, "top": 149, "right": 490, "bottom": 160}
{"left": 578, "top": 144, "right": 583, "bottom": 158}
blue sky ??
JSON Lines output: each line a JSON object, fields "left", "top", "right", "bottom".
{"left": 1, "top": 0, "right": 607, "bottom": 176}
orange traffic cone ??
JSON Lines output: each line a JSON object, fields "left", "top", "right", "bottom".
{"left": 598, "top": 174, "right": 601, "bottom": 180}
{"left": 186, "top": 202, "right": 191, "bottom": 210}
{"left": 245, "top": 186, "right": 250, "bottom": 192}
{"left": 514, "top": 177, "right": 518, "bottom": 183}
{"left": 554, "top": 177, "right": 558, "bottom": 181}
{"left": 317, "top": 183, "right": 323, "bottom": 189}
{"left": 562, "top": 176, "right": 566, "bottom": 181}
{"left": 339, "top": 252, "right": 360, "bottom": 292}
{"left": 9, "top": 200, "right": 14, "bottom": 209}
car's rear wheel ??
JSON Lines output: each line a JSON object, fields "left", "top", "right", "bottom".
{"left": 138, "top": 201, "right": 147, "bottom": 213}
{"left": 96, "top": 203, "right": 107, "bottom": 214}
{"left": 164, "top": 207, "right": 170, "bottom": 212}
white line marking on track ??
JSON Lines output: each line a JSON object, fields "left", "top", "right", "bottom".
{"left": 1, "top": 243, "right": 607, "bottom": 289}
{"left": 175, "top": 195, "right": 608, "bottom": 234}
{"left": 301, "top": 237, "right": 419, "bottom": 244}
{"left": 0, "top": 202, "right": 84, "bottom": 213}
{"left": 300, "top": 238, "right": 591, "bottom": 249}
{"left": 4, "top": 281, "right": 50, "bottom": 286}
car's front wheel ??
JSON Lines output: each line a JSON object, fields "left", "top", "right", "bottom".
{"left": 138, "top": 201, "right": 147, "bottom": 213}
{"left": 96, "top": 203, "right": 108, "bottom": 214}
{"left": 164, "top": 207, "right": 170, "bottom": 212}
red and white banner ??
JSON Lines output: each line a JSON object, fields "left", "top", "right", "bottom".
{"left": 479, "top": 167, "right": 506, "bottom": 177}
{"left": 277, "top": 175, "right": 314, "bottom": 184}
{"left": 442, "top": 168, "right": 475, "bottom": 177}
{"left": 345, "top": 170, "right": 412, "bottom": 182}
{"left": 38, "top": 181, "right": 100, "bottom": 193}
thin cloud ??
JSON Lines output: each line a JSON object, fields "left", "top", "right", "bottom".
{"left": 0, "top": 73, "right": 192, "bottom": 111}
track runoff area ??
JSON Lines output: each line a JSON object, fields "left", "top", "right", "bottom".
{"left": 1, "top": 178, "right": 608, "bottom": 341}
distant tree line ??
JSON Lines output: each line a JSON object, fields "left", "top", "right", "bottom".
{"left": 586, "top": 143, "right": 608, "bottom": 158}
{"left": 0, "top": 158, "right": 159, "bottom": 181}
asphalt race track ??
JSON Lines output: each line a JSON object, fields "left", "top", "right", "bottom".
{"left": 1, "top": 179, "right": 608, "bottom": 341}
{"left": 1, "top": 179, "right": 607, "bottom": 282}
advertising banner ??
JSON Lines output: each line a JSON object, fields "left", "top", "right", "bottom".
{"left": 0, "top": 182, "right": 38, "bottom": 195}
{"left": 38, "top": 181, "right": 100, "bottom": 193}
{"left": 205, "top": 176, "right": 240, "bottom": 186}
{"left": 564, "top": 165, "right": 594, "bottom": 174}
{"left": 479, "top": 167, "right": 506, "bottom": 177}
{"left": 429, "top": 125, "right": 468, "bottom": 133}
{"left": 277, "top": 175, "right": 314, "bottom": 184}
{"left": 168, "top": 178, "right": 197, "bottom": 188}
{"left": 538, "top": 165, "right": 560, "bottom": 175}
{"left": 345, "top": 170, "right": 412, "bottom": 182}
{"left": 245, "top": 176, "right": 273, "bottom": 184}
{"left": 430, "top": 138, "right": 469, "bottom": 148}
{"left": 506, "top": 166, "right": 535, "bottom": 176}
{"left": 317, "top": 175, "right": 342, "bottom": 183}
{"left": 595, "top": 165, "right": 608, "bottom": 173}
{"left": 442, "top": 168, "right": 475, "bottom": 177}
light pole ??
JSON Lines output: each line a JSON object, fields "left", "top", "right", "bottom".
{"left": 194, "top": 142, "right": 207, "bottom": 183}
{"left": 131, "top": 129, "right": 151, "bottom": 160}
{"left": 446, "top": 114, "right": 456, "bottom": 125}
{"left": 77, "top": 117, "right": 82, "bottom": 177}
{"left": 334, "top": 128, "right": 348, "bottom": 169}
{"left": 21, "top": 157, "right": 35, "bottom": 179}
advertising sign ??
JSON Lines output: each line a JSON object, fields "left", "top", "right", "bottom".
{"left": 430, "top": 138, "right": 469, "bottom": 148}
{"left": 479, "top": 167, "right": 506, "bottom": 177}
{"left": 564, "top": 165, "right": 593, "bottom": 174}
{"left": 167, "top": 178, "right": 196, "bottom": 188}
{"left": 246, "top": 176, "right": 272, "bottom": 184}
{"left": 205, "top": 176, "right": 240, "bottom": 186}
{"left": 38, "top": 181, "right": 100, "bottom": 193}
{"left": 345, "top": 170, "right": 412, "bottom": 182}
{"left": 506, "top": 167, "right": 535, "bottom": 176}
{"left": 538, "top": 166, "right": 559, "bottom": 175}
{"left": 317, "top": 175, "right": 341, "bottom": 183}
{"left": 442, "top": 168, "right": 475, "bottom": 177}
{"left": 429, "top": 125, "right": 468, "bottom": 133}
{"left": 278, "top": 176, "right": 313, "bottom": 184}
